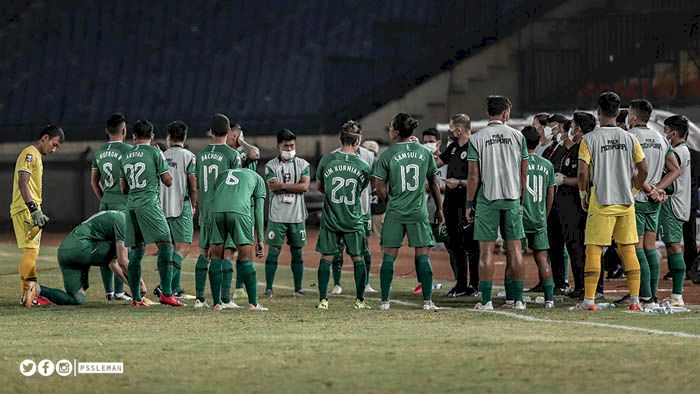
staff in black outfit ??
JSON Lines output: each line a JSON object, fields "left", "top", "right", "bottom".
{"left": 433, "top": 114, "right": 479, "bottom": 297}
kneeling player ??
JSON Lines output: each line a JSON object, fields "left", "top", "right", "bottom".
{"left": 29, "top": 211, "right": 141, "bottom": 305}
{"left": 315, "top": 121, "right": 371, "bottom": 309}
{"left": 520, "top": 126, "right": 556, "bottom": 308}
{"left": 208, "top": 168, "right": 267, "bottom": 311}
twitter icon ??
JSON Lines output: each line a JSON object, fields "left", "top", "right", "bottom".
{"left": 20, "top": 359, "right": 36, "bottom": 376}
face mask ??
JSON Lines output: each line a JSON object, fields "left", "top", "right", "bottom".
{"left": 280, "top": 149, "right": 296, "bottom": 160}
{"left": 568, "top": 129, "right": 577, "bottom": 141}
{"left": 556, "top": 133, "right": 564, "bottom": 144}
{"left": 543, "top": 126, "right": 553, "bottom": 140}
{"left": 423, "top": 142, "right": 437, "bottom": 152}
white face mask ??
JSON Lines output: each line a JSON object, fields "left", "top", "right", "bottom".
{"left": 423, "top": 142, "right": 437, "bottom": 152}
{"left": 543, "top": 126, "right": 553, "bottom": 140}
{"left": 556, "top": 133, "right": 564, "bottom": 144}
{"left": 280, "top": 149, "right": 296, "bottom": 160}
{"left": 568, "top": 129, "right": 577, "bottom": 141}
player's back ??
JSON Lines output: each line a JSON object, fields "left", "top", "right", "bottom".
{"left": 630, "top": 126, "right": 669, "bottom": 203}
{"left": 469, "top": 122, "right": 526, "bottom": 201}
{"left": 374, "top": 141, "right": 436, "bottom": 223}
{"left": 210, "top": 168, "right": 265, "bottom": 217}
{"left": 196, "top": 144, "right": 241, "bottom": 218}
{"left": 121, "top": 144, "right": 169, "bottom": 208}
{"left": 318, "top": 151, "right": 370, "bottom": 232}
{"left": 161, "top": 146, "right": 196, "bottom": 218}
{"left": 93, "top": 141, "right": 133, "bottom": 196}
{"left": 523, "top": 153, "right": 554, "bottom": 231}
{"left": 64, "top": 210, "right": 125, "bottom": 246}
{"left": 582, "top": 126, "right": 639, "bottom": 205}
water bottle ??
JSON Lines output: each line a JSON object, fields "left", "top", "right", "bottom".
{"left": 523, "top": 296, "right": 532, "bottom": 303}
{"left": 432, "top": 283, "right": 443, "bottom": 290}
{"left": 497, "top": 291, "right": 506, "bottom": 297}
{"left": 595, "top": 302, "right": 615, "bottom": 309}
{"left": 535, "top": 296, "right": 545, "bottom": 304}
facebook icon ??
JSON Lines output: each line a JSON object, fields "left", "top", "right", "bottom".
{"left": 38, "top": 359, "right": 54, "bottom": 376}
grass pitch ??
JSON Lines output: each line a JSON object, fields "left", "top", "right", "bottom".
{"left": 1, "top": 243, "right": 700, "bottom": 393}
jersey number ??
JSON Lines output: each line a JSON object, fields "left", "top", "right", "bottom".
{"left": 123, "top": 163, "right": 146, "bottom": 189}
{"left": 225, "top": 172, "right": 239, "bottom": 185}
{"left": 202, "top": 165, "right": 219, "bottom": 192}
{"left": 526, "top": 174, "right": 543, "bottom": 203}
{"left": 330, "top": 177, "right": 358, "bottom": 205}
{"left": 400, "top": 164, "right": 420, "bottom": 192}
{"left": 102, "top": 162, "right": 114, "bottom": 188}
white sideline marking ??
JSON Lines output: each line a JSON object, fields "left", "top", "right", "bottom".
{"left": 261, "top": 283, "right": 427, "bottom": 308}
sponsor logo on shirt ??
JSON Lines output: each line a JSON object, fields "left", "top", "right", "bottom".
{"left": 600, "top": 139, "right": 628, "bottom": 152}
{"left": 485, "top": 134, "right": 513, "bottom": 146}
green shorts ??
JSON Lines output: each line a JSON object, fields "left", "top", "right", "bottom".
{"left": 125, "top": 203, "right": 172, "bottom": 247}
{"left": 58, "top": 241, "right": 116, "bottom": 267}
{"left": 266, "top": 221, "right": 307, "bottom": 248}
{"left": 168, "top": 200, "right": 194, "bottom": 244}
{"left": 316, "top": 226, "right": 365, "bottom": 257}
{"left": 635, "top": 203, "right": 661, "bottom": 236}
{"left": 381, "top": 216, "right": 434, "bottom": 248}
{"left": 522, "top": 229, "right": 549, "bottom": 251}
{"left": 99, "top": 201, "right": 126, "bottom": 212}
{"left": 210, "top": 212, "right": 254, "bottom": 246}
{"left": 658, "top": 203, "right": 685, "bottom": 244}
{"left": 474, "top": 204, "right": 525, "bottom": 242}
{"left": 199, "top": 214, "right": 236, "bottom": 250}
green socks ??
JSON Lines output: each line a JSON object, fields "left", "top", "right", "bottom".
{"left": 291, "top": 247, "right": 304, "bottom": 292}
{"left": 171, "top": 251, "right": 184, "bottom": 294}
{"left": 480, "top": 280, "right": 493, "bottom": 304}
{"left": 209, "top": 259, "right": 223, "bottom": 305}
{"left": 128, "top": 248, "right": 145, "bottom": 301}
{"left": 668, "top": 253, "right": 686, "bottom": 295}
{"left": 195, "top": 254, "right": 209, "bottom": 302}
{"left": 512, "top": 280, "right": 525, "bottom": 303}
{"left": 39, "top": 285, "right": 85, "bottom": 305}
{"left": 238, "top": 260, "right": 258, "bottom": 306}
{"left": 353, "top": 260, "right": 366, "bottom": 300}
{"left": 363, "top": 249, "right": 372, "bottom": 287}
{"left": 637, "top": 249, "right": 651, "bottom": 298}
{"left": 380, "top": 254, "right": 396, "bottom": 301}
{"left": 318, "top": 258, "right": 332, "bottom": 300}
{"left": 504, "top": 276, "right": 514, "bottom": 301}
{"left": 221, "top": 259, "right": 234, "bottom": 303}
{"left": 100, "top": 265, "right": 114, "bottom": 293}
{"left": 235, "top": 265, "right": 244, "bottom": 289}
{"left": 645, "top": 249, "right": 659, "bottom": 298}
{"left": 265, "top": 247, "right": 280, "bottom": 291}
{"left": 416, "top": 254, "right": 433, "bottom": 301}
{"left": 332, "top": 254, "right": 343, "bottom": 286}
{"left": 542, "top": 277, "right": 554, "bottom": 302}
{"left": 157, "top": 244, "right": 174, "bottom": 297}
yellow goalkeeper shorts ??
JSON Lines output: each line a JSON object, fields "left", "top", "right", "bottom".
{"left": 12, "top": 210, "right": 41, "bottom": 249}
{"left": 584, "top": 212, "right": 637, "bottom": 246}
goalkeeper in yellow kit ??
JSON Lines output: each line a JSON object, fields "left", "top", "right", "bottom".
{"left": 10, "top": 125, "right": 65, "bottom": 307}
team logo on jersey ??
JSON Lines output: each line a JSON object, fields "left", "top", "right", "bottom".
{"left": 460, "top": 151, "right": 467, "bottom": 160}
{"left": 240, "top": 152, "right": 248, "bottom": 161}
{"left": 25, "top": 153, "right": 33, "bottom": 163}
{"left": 268, "top": 231, "right": 275, "bottom": 240}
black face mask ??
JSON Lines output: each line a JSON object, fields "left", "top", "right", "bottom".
{"left": 449, "top": 131, "right": 459, "bottom": 141}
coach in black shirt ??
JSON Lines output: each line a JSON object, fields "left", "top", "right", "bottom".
{"left": 434, "top": 114, "right": 479, "bottom": 297}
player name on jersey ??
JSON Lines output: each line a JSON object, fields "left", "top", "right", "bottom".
{"left": 125, "top": 151, "right": 145, "bottom": 159}
{"left": 97, "top": 150, "right": 125, "bottom": 160}
{"left": 200, "top": 152, "right": 224, "bottom": 162}
{"left": 392, "top": 151, "right": 424, "bottom": 163}
{"left": 323, "top": 164, "right": 368, "bottom": 179}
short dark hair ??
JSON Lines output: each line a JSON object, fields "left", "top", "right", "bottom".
{"left": 106, "top": 113, "right": 126, "bottom": 135}
{"left": 391, "top": 113, "right": 419, "bottom": 138}
{"left": 522, "top": 125, "right": 540, "bottom": 150}
{"left": 487, "top": 95, "right": 512, "bottom": 117}
{"left": 573, "top": 111, "right": 596, "bottom": 134}
{"left": 450, "top": 113, "right": 471, "bottom": 130}
{"left": 664, "top": 115, "right": 689, "bottom": 138}
{"left": 421, "top": 128, "right": 439, "bottom": 139}
{"left": 277, "top": 128, "right": 296, "bottom": 144}
{"left": 168, "top": 120, "right": 188, "bottom": 142}
{"left": 211, "top": 114, "right": 230, "bottom": 136}
{"left": 132, "top": 119, "right": 154, "bottom": 140}
{"left": 39, "top": 125, "right": 65, "bottom": 142}
{"left": 563, "top": 120, "right": 571, "bottom": 132}
{"left": 598, "top": 91, "right": 621, "bottom": 118}
{"left": 629, "top": 99, "right": 653, "bottom": 122}
{"left": 534, "top": 113, "right": 550, "bottom": 126}
{"left": 616, "top": 109, "right": 628, "bottom": 125}
{"left": 547, "top": 113, "right": 568, "bottom": 125}
{"left": 340, "top": 120, "right": 362, "bottom": 146}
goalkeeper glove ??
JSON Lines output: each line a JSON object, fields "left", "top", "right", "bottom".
{"left": 27, "top": 201, "right": 49, "bottom": 228}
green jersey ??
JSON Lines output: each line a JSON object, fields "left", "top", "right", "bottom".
{"left": 372, "top": 141, "right": 438, "bottom": 223}
{"left": 120, "top": 144, "right": 170, "bottom": 209}
{"left": 91, "top": 141, "right": 133, "bottom": 206}
{"left": 522, "top": 153, "right": 555, "bottom": 232}
{"left": 317, "top": 151, "right": 371, "bottom": 232}
{"left": 61, "top": 210, "right": 126, "bottom": 251}
{"left": 211, "top": 168, "right": 266, "bottom": 215}
{"left": 238, "top": 146, "right": 258, "bottom": 171}
{"left": 196, "top": 144, "right": 241, "bottom": 221}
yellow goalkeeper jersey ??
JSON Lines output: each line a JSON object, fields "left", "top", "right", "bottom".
{"left": 10, "top": 145, "right": 43, "bottom": 216}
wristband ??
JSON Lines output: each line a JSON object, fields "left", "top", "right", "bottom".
{"left": 579, "top": 190, "right": 587, "bottom": 199}
{"left": 26, "top": 201, "right": 38, "bottom": 212}
{"left": 466, "top": 200, "right": 474, "bottom": 209}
